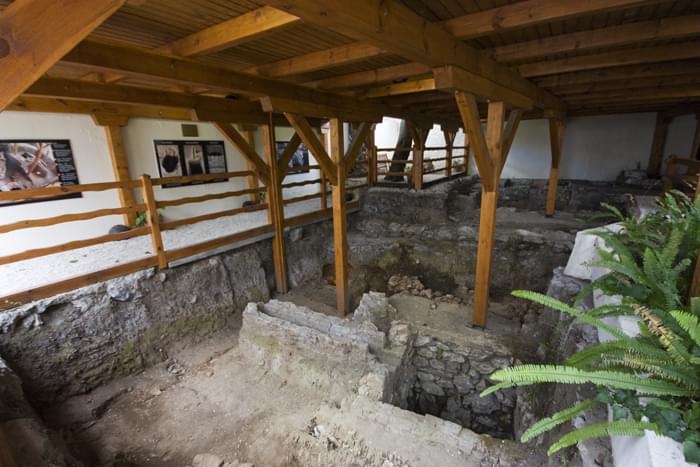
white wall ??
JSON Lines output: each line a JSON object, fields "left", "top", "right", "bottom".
{"left": 0, "top": 113, "right": 321, "bottom": 257}
{"left": 0, "top": 112, "right": 121, "bottom": 256}
{"left": 375, "top": 113, "right": 697, "bottom": 182}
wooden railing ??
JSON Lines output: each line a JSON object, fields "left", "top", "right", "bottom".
{"left": 0, "top": 169, "right": 359, "bottom": 310}
{"left": 368, "top": 144, "right": 469, "bottom": 189}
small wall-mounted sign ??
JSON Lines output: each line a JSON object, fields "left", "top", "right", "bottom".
{"left": 0, "top": 139, "right": 81, "bottom": 206}
{"left": 154, "top": 140, "right": 228, "bottom": 188}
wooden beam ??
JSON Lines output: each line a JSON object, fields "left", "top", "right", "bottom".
{"left": 455, "top": 92, "right": 494, "bottom": 190}
{"left": 345, "top": 123, "right": 372, "bottom": 172}
{"left": 60, "top": 41, "right": 388, "bottom": 118}
{"left": 213, "top": 122, "right": 271, "bottom": 184}
{"left": 520, "top": 43, "right": 700, "bottom": 78}
{"left": 263, "top": 0, "right": 564, "bottom": 112}
{"left": 0, "top": 0, "right": 124, "bottom": 111}
{"left": 330, "top": 118, "right": 349, "bottom": 315}
{"left": 242, "top": 128, "right": 260, "bottom": 202}
{"left": 278, "top": 133, "right": 303, "bottom": 174}
{"left": 141, "top": 175, "right": 167, "bottom": 269}
{"left": 551, "top": 74, "right": 700, "bottom": 96}
{"left": 260, "top": 95, "right": 382, "bottom": 122}
{"left": 307, "top": 62, "right": 431, "bottom": 90}
{"left": 103, "top": 125, "right": 137, "bottom": 226}
{"left": 565, "top": 84, "right": 700, "bottom": 104}
{"left": 284, "top": 113, "right": 339, "bottom": 185}
{"left": 262, "top": 117, "right": 288, "bottom": 293}
{"left": 492, "top": 15, "right": 700, "bottom": 63}
{"left": 25, "top": 77, "right": 280, "bottom": 124}
{"left": 444, "top": 0, "right": 665, "bottom": 40}
{"left": 536, "top": 61, "right": 700, "bottom": 88}
{"left": 500, "top": 109, "right": 523, "bottom": 175}
{"left": 165, "top": 7, "right": 299, "bottom": 57}
{"left": 8, "top": 96, "right": 194, "bottom": 121}
{"left": 647, "top": 112, "right": 672, "bottom": 176}
{"left": 246, "top": 42, "right": 386, "bottom": 78}
{"left": 434, "top": 65, "right": 533, "bottom": 110}
{"left": 471, "top": 102, "right": 508, "bottom": 328}
{"left": 359, "top": 78, "right": 436, "bottom": 99}
{"left": 546, "top": 118, "right": 566, "bottom": 216}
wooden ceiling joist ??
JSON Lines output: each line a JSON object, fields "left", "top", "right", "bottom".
{"left": 492, "top": 15, "right": 700, "bottom": 63}
{"left": 245, "top": 42, "right": 386, "bottom": 78}
{"left": 565, "top": 84, "right": 700, "bottom": 104}
{"left": 360, "top": 78, "right": 436, "bottom": 99}
{"left": 306, "top": 63, "right": 431, "bottom": 90}
{"left": 262, "top": 0, "right": 564, "bottom": 112}
{"left": 164, "top": 6, "right": 299, "bottom": 57}
{"left": 443, "top": 0, "right": 668, "bottom": 40}
{"left": 520, "top": 42, "right": 700, "bottom": 78}
{"left": 60, "top": 41, "right": 388, "bottom": 122}
{"left": 535, "top": 61, "right": 700, "bottom": 88}
{"left": 0, "top": 0, "right": 125, "bottom": 111}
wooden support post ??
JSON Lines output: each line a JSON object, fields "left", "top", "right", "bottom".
{"left": 321, "top": 127, "right": 331, "bottom": 210}
{"left": 443, "top": 129, "right": 455, "bottom": 177}
{"left": 262, "top": 117, "right": 288, "bottom": 293}
{"left": 242, "top": 128, "right": 259, "bottom": 202}
{"left": 546, "top": 117, "right": 566, "bottom": 217}
{"left": 102, "top": 125, "right": 137, "bottom": 226}
{"left": 408, "top": 124, "right": 427, "bottom": 190}
{"left": 141, "top": 174, "right": 167, "bottom": 269}
{"left": 647, "top": 112, "right": 672, "bottom": 177}
{"left": 456, "top": 91, "right": 522, "bottom": 328}
{"left": 330, "top": 118, "right": 349, "bottom": 315}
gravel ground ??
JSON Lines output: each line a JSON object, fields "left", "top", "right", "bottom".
{"left": 0, "top": 197, "right": 328, "bottom": 297}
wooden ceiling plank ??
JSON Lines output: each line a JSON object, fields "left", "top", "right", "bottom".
{"left": 493, "top": 14, "right": 700, "bottom": 63}
{"left": 444, "top": 0, "right": 668, "bottom": 39}
{"left": 0, "top": 0, "right": 125, "bottom": 111}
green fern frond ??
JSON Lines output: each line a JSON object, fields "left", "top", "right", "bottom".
{"left": 521, "top": 399, "right": 598, "bottom": 443}
{"left": 512, "top": 290, "right": 627, "bottom": 340}
{"left": 671, "top": 310, "right": 700, "bottom": 348}
{"left": 547, "top": 420, "right": 657, "bottom": 456}
{"left": 479, "top": 381, "right": 523, "bottom": 397}
{"left": 488, "top": 364, "right": 693, "bottom": 397}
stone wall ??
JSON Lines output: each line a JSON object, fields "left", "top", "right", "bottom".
{"left": 409, "top": 332, "right": 516, "bottom": 439}
{"left": 0, "top": 221, "right": 334, "bottom": 405}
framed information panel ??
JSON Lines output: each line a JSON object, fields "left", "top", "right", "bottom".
{"left": 154, "top": 140, "right": 228, "bottom": 188}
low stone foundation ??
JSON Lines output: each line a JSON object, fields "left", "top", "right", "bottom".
{"left": 0, "top": 222, "right": 334, "bottom": 404}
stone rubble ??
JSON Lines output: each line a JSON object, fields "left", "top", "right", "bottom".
{"left": 387, "top": 274, "right": 463, "bottom": 305}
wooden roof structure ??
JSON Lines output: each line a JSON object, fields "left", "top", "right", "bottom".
{"left": 1, "top": 0, "right": 699, "bottom": 327}
{"left": 2, "top": 0, "right": 699, "bottom": 125}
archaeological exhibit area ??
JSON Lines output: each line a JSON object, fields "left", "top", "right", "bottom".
{"left": 1, "top": 1, "right": 700, "bottom": 466}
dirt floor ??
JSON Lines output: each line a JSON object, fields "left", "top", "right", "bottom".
{"left": 43, "top": 321, "right": 321, "bottom": 467}
{"left": 41, "top": 282, "right": 540, "bottom": 467}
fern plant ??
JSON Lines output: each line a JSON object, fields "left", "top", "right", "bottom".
{"left": 481, "top": 291, "right": 700, "bottom": 462}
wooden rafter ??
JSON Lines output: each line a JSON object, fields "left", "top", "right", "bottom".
{"left": 360, "top": 78, "right": 436, "bottom": 99}
{"left": 262, "top": 0, "right": 564, "bottom": 112}
{"left": 492, "top": 15, "right": 700, "bottom": 63}
{"left": 245, "top": 42, "right": 386, "bottom": 78}
{"left": 165, "top": 6, "right": 299, "bottom": 57}
{"left": 307, "top": 63, "right": 431, "bottom": 90}
{"left": 0, "top": 0, "right": 124, "bottom": 111}
{"left": 520, "top": 43, "right": 700, "bottom": 78}
{"left": 536, "top": 62, "right": 700, "bottom": 88}
{"left": 443, "top": 0, "right": 666, "bottom": 40}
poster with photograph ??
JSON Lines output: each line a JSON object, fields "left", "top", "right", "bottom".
{"left": 0, "top": 140, "right": 81, "bottom": 206}
{"left": 154, "top": 140, "right": 228, "bottom": 188}
{"left": 276, "top": 141, "right": 310, "bottom": 173}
